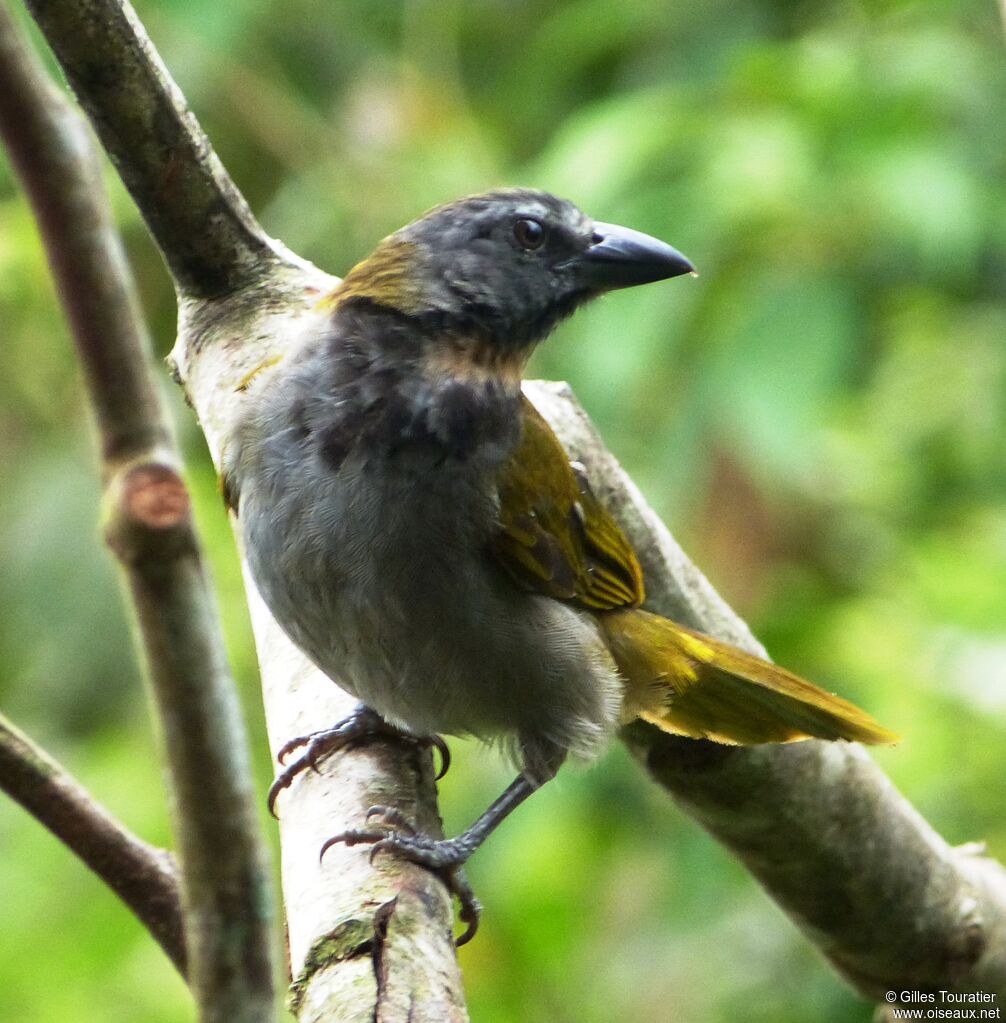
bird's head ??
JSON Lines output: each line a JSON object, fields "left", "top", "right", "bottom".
{"left": 325, "top": 189, "right": 695, "bottom": 359}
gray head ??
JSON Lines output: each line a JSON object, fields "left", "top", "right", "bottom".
{"left": 329, "top": 188, "right": 695, "bottom": 348}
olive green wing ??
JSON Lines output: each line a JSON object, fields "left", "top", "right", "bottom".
{"left": 490, "top": 397, "right": 645, "bottom": 611}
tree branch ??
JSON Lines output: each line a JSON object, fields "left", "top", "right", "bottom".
{"left": 0, "top": 6, "right": 277, "bottom": 1021}
{"left": 525, "top": 379, "right": 1006, "bottom": 1005}
{"left": 20, "top": 0, "right": 297, "bottom": 298}
{"left": 176, "top": 279, "right": 471, "bottom": 1022}
{"left": 244, "top": 578, "right": 468, "bottom": 1022}
{"left": 0, "top": 711, "right": 186, "bottom": 974}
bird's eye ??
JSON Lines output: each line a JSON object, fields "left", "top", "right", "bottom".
{"left": 513, "top": 218, "right": 546, "bottom": 251}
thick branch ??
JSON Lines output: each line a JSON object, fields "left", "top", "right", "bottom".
{"left": 526, "top": 379, "right": 1006, "bottom": 1004}
{"left": 0, "top": 8, "right": 277, "bottom": 1021}
{"left": 182, "top": 291, "right": 471, "bottom": 1023}
{"left": 0, "top": 711, "right": 186, "bottom": 974}
{"left": 20, "top": 0, "right": 291, "bottom": 297}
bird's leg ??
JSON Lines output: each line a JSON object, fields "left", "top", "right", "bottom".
{"left": 321, "top": 773, "right": 539, "bottom": 945}
{"left": 268, "top": 702, "right": 450, "bottom": 816}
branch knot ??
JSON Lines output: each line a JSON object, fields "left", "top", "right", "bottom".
{"left": 104, "top": 458, "right": 195, "bottom": 564}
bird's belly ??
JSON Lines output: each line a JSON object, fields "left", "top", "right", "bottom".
{"left": 242, "top": 465, "right": 621, "bottom": 768}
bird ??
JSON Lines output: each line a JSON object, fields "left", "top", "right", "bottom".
{"left": 222, "top": 188, "right": 897, "bottom": 943}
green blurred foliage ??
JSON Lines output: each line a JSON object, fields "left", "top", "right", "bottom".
{"left": 1, "top": 0, "right": 1004, "bottom": 1020}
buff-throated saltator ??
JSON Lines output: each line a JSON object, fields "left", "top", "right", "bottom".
{"left": 225, "top": 189, "right": 896, "bottom": 942}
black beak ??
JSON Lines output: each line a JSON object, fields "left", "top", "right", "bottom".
{"left": 574, "top": 221, "right": 695, "bottom": 291}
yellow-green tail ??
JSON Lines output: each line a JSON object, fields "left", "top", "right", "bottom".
{"left": 602, "top": 609, "right": 898, "bottom": 746}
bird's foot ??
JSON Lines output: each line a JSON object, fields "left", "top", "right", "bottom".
{"left": 321, "top": 805, "right": 482, "bottom": 946}
{"left": 268, "top": 706, "right": 450, "bottom": 816}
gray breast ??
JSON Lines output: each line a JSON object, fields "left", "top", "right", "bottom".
{"left": 232, "top": 351, "right": 622, "bottom": 776}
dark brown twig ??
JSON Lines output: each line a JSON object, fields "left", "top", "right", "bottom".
{"left": 0, "top": 712, "right": 186, "bottom": 974}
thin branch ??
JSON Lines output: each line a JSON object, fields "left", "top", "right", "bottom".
{"left": 526, "top": 380, "right": 1006, "bottom": 1004}
{"left": 0, "top": 7, "right": 277, "bottom": 1021}
{"left": 103, "top": 477, "right": 279, "bottom": 1023}
{"left": 0, "top": 712, "right": 187, "bottom": 973}
{"left": 0, "top": 3, "right": 167, "bottom": 465}
{"left": 19, "top": 0, "right": 288, "bottom": 298}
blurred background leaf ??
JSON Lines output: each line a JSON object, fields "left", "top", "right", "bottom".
{"left": 1, "top": 0, "right": 1004, "bottom": 1019}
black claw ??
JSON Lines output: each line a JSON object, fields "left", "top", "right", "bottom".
{"left": 319, "top": 827, "right": 378, "bottom": 862}
{"left": 318, "top": 835, "right": 339, "bottom": 863}
{"left": 268, "top": 740, "right": 332, "bottom": 817}
{"left": 365, "top": 805, "right": 416, "bottom": 834}
{"left": 430, "top": 735, "right": 451, "bottom": 780}
{"left": 266, "top": 775, "right": 289, "bottom": 819}
{"left": 276, "top": 734, "right": 308, "bottom": 766}
{"left": 368, "top": 839, "right": 391, "bottom": 866}
{"left": 318, "top": 820, "right": 482, "bottom": 944}
{"left": 454, "top": 886, "right": 482, "bottom": 947}
{"left": 267, "top": 709, "right": 451, "bottom": 817}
